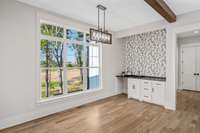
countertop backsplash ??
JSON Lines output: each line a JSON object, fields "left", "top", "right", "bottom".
{"left": 121, "top": 29, "right": 166, "bottom": 77}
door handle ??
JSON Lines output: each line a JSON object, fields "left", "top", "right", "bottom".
{"left": 194, "top": 73, "right": 199, "bottom": 76}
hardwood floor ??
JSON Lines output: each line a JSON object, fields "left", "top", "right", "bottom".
{"left": 1, "top": 90, "right": 200, "bottom": 133}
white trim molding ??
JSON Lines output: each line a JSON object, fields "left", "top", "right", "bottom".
{"left": 169, "top": 22, "right": 200, "bottom": 110}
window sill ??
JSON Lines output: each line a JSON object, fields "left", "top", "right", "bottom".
{"left": 37, "top": 88, "right": 103, "bottom": 104}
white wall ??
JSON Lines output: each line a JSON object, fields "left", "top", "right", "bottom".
{"left": 0, "top": 0, "right": 123, "bottom": 129}
{"left": 178, "top": 36, "right": 200, "bottom": 45}
{"left": 115, "top": 9, "right": 200, "bottom": 111}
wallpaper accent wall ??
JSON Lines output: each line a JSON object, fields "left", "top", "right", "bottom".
{"left": 122, "top": 29, "right": 166, "bottom": 77}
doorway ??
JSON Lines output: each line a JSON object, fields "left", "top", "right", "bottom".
{"left": 175, "top": 29, "right": 200, "bottom": 111}
{"left": 177, "top": 32, "right": 200, "bottom": 92}
{"left": 180, "top": 44, "right": 200, "bottom": 91}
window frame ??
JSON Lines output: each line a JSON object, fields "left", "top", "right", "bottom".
{"left": 37, "top": 18, "right": 102, "bottom": 103}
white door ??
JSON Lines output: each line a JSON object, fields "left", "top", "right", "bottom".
{"left": 195, "top": 47, "right": 200, "bottom": 91}
{"left": 181, "top": 47, "right": 196, "bottom": 90}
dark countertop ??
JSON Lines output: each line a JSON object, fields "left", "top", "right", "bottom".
{"left": 116, "top": 75, "right": 166, "bottom": 82}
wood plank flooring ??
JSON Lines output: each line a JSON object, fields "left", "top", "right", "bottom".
{"left": 1, "top": 90, "right": 200, "bottom": 133}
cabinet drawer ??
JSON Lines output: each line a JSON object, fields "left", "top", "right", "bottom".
{"left": 142, "top": 94, "right": 152, "bottom": 102}
{"left": 142, "top": 89, "right": 151, "bottom": 96}
{"left": 141, "top": 80, "right": 151, "bottom": 85}
{"left": 142, "top": 87, "right": 152, "bottom": 92}
{"left": 151, "top": 81, "right": 165, "bottom": 88}
{"left": 141, "top": 80, "right": 151, "bottom": 89}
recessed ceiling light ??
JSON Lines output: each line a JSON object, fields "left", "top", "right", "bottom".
{"left": 194, "top": 30, "right": 199, "bottom": 34}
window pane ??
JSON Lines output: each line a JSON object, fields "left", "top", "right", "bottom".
{"left": 40, "top": 23, "right": 64, "bottom": 38}
{"left": 92, "top": 57, "right": 99, "bottom": 67}
{"left": 87, "top": 68, "right": 99, "bottom": 90}
{"left": 40, "top": 40, "right": 48, "bottom": 68}
{"left": 66, "top": 44, "right": 84, "bottom": 67}
{"left": 86, "top": 33, "right": 90, "bottom": 43}
{"left": 49, "top": 69, "right": 63, "bottom": 96}
{"left": 56, "top": 26, "right": 64, "bottom": 38}
{"left": 88, "top": 57, "right": 99, "bottom": 67}
{"left": 86, "top": 46, "right": 99, "bottom": 67}
{"left": 92, "top": 46, "right": 99, "bottom": 57}
{"left": 67, "top": 68, "right": 83, "bottom": 93}
{"left": 66, "top": 29, "right": 84, "bottom": 41}
{"left": 41, "top": 23, "right": 55, "bottom": 37}
{"left": 41, "top": 69, "right": 47, "bottom": 98}
{"left": 41, "top": 69, "right": 63, "bottom": 98}
{"left": 40, "top": 40, "right": 64, "bottom": 68}
{"left": 86, "top": 33, "right": 96, "bottom": 44}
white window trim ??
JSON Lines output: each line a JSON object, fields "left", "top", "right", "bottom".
{"left": 36, "top": 14, "right": 103, "bottom": 103}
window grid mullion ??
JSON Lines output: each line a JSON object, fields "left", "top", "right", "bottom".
{"left": 40, "top": 21, "right": 101, "bottom": 99}
{"left": 83, "top": 33, "right": 87, "bottom": 91}
{"left": 40, "top": 36, "right": 99, "bottom": 47}
{"left": 63, "top": 37, "right": 68, "bottom": 94}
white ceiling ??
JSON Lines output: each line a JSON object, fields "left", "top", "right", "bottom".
{"left": 17, "top": 0, "right": 200, "bottom": 32}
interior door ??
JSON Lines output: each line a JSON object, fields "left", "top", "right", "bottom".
{"left": 182, "top": 47, "right": 196, "bottom": 90}
{"left": 195, "top": 46, "right": 200, "bottom": 91}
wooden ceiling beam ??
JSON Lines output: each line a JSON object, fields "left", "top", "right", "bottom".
{"left": 144, "top": 0, "right": 176, "bottom": 23}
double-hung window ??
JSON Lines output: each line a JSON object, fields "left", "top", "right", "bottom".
{"left": 39, "top": 20, "right": 101, "bottom": 99}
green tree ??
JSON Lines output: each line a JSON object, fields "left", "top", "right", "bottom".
{"left": 40, "top": 40, "right": 64, "bottom": 97}
{"left": 69, "top": 44, "right": 84, "bottom": 81}
{"left": 52, "top": 41, "right": 64, "bottom": 95}
{"left": 40, "top": 40, "right": 51, "bottom": 97}
{"left": 40, "top": 23, "right": 64, "bottom": 97}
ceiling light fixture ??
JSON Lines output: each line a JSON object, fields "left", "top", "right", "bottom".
{"left": 194, "top": 30, "right": 199, "bottom": 34}
{"left": 90, "top": 5, "right": 112, "bottom": 44}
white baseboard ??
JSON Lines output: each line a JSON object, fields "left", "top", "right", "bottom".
{"left": 164, "top": 104, "right": 176, "bottom": 111}
{"left": 0, "top": 89, "right": 175, "bottom": 130}
{"left": 0, "top": 91, "right": 122, "bottom": 130}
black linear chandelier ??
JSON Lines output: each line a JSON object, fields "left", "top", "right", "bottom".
{"left": 90, "top": 5, "right": 112, "bottom": 44}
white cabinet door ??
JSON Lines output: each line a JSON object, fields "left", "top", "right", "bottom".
{"left": 151, "top": 81, "right": 164, "bottom": 105}
{"left": 128, "top": 79, "right": 140, "bottom": 99}
{"left": 182, "top": 47, "right": 196, "bottom": 90}
{"left": 128, "top": 78, "right": 165, "bottom": 106}
{"left": 152, "top": 86, "right": 163, "bottom": 105}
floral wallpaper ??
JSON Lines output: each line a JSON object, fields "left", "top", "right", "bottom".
{"left": 122, "top": 29, "right": 166, "bottom": 77}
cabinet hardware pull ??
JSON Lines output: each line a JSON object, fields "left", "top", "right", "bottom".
{"left": 152, "top": 88, "right": 154, "bottom": 92}
{"left": 144, "top": 96, "right": 149, "bottom": 98}
{"left": 144, "top": 88, "right": 149, "bottom": 90}
{"left": 132, "top": 85, "right": 135, "bottom": 90}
